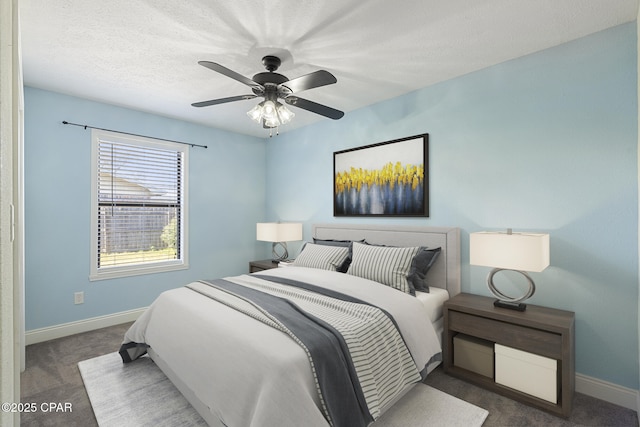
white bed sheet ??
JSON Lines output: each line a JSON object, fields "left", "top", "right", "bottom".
{"left": 415, "top": 287, "right": 450, "bottom": 323}
{"left": 123, "top": 267, "right": 443, "bottom": 427}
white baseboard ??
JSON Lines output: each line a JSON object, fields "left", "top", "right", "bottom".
{"left": 25, "top": 307, "right": 147, "bottom": 346}
{"left": 576, "top": 373, "right": 639, "bottom": 412}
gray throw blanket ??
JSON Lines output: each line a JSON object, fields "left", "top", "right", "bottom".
{"left": 120, "top": 274, "right": 423, "bottom": 427}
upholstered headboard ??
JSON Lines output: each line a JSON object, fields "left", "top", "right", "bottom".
{"left": 312, "top": 224, "right": 461, "bottom": 296}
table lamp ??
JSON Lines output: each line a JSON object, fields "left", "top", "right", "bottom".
{"left": 470, "top": 229, "right": 549, "bottom": 311}
{"left": 256, "top": 222, "right": 303, "bottom": 261}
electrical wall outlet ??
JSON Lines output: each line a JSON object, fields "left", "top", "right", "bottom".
{"left": 74, "top": 292, "right": 84, "bottom": 305}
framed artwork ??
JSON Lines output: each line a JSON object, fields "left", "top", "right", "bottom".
{"left": 334, "top": 134, "right": 429, "bottom": 217}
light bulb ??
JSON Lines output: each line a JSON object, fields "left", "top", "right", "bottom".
{"left": 264, "top": 117, "right": 280, "bottom": 128}
{"left": 262, "top": 101, "right": 277, "bottom": 120}
{"left": 277, "top": 103, "right": 295, "bottom": 124}
{"left": 247, "top": 103, "right": 263, "bottom": 123}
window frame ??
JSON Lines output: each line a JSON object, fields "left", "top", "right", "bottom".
{"left": 89, "top": 129, "right": 189, "bottom": 281}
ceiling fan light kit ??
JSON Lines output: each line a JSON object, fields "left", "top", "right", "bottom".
{"left": 192, "top": 55, "right": 343, "bottom": 136}
{"left": 246, "top": 100, "right": 295, "bottom": 128}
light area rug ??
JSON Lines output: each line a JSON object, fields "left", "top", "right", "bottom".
{"left": 79, "top": 352, "right": 488, "bottom": 427}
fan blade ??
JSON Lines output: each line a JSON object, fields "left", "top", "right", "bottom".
{"left": 198, "top": 61, "right": 263, "bottom": 91}
{"left": 280, "top": 70, "right": 337, "bottom": 94}
{"left": 285, "top": 96, "right": 344, "bottom": 120}
{"left": 191, "top": 94, "right": 257, "bottom": 108}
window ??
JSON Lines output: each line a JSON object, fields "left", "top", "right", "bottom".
{"left": 90, "top": 129, "right": 188, "bottom": 280}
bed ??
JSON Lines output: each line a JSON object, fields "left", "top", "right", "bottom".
{"left": 120, "top": 224, "right": 460, "bottom": 427}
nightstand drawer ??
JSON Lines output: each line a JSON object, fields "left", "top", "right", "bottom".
{"left": 249, "top": 259, "right": 279, "bottom": 273}
{"left": 448, "top": 311, "right": 563, "bottom": 359}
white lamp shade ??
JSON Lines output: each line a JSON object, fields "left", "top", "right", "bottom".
{"left": 256, "top": 223, "right": 303, "bottom": 243}
{"left": 470, "top": 231, "right": 550, "bottom": 272}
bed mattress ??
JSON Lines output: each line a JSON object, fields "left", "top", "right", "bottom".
{"left": 121, "top": 267, "right": 446, "bottom": 427}
{"left": 415, "top": 287, "right": 450, "bottom": 323}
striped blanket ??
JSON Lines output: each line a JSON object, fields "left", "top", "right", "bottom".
{"left": 119, "top": 267, "right": 442, "bottom": 427}
{"left": 187, "top": 275, "right": 422, "bottom": 427}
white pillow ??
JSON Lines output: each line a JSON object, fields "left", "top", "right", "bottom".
{"left": 292, "top": 243, "right": 350, "bottom": 271}
{"left": 347, "top": 242, "right": 421, "bottom": 294}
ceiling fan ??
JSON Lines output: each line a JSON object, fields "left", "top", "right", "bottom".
{"left": 192, "top": 55, "right": 344, "bottom": 131}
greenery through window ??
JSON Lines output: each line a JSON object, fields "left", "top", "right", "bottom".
{"left": 90, "top": 130, "right": 188, "bottom": 280}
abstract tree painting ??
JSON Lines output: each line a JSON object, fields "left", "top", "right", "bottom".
{"left": 334, "top": 134, "right": 428, "bottom": 217}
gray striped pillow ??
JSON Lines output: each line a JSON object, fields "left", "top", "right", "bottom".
{"left": 292, "top": 243, "right": 350, "bottom": 271}
{"left": 347, "top": 242, "right": 421, "bottom": 294}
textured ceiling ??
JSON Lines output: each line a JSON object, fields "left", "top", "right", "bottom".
{"left": 20, "top": 0, "right": 638, "bottom": 138}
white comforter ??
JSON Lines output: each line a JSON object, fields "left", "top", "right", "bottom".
{"left": 122, "top": 267, "right": 442, "bottom": 427}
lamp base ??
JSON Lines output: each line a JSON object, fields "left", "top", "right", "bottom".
{"left": 271, "top": 242, "right": 289, "bottom": 262}
{"left": 493, "top": 299, "right": 527, "bottom": 311}
{"left": 486, "top": 268, "right": 535, "bottom": 312}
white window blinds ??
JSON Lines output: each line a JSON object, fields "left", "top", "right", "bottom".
{"left": 90, "top": 130, "right": 188, "bottom": 280}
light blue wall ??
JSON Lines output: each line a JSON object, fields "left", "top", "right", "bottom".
{"left": 24, "top": 87, "right": 266, "bottom": 330}
{"left": 24, "top": 23, "right": 638, "bottom": 391}
{"left": 266, "top": 23, "right": 639, "bottom": 389}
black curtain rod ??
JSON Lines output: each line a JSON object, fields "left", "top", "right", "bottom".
{"left": 61, "top": 121, "right": 208, "bottom": 149}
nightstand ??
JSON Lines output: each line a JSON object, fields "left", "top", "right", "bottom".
{"left": 443, "top": 293, "right": 575, "bottom": 417}
{"left": 249, "top": 259, "right": 279, "bottom": 273}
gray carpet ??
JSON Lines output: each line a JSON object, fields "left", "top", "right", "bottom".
{"left": 79, "top": 352, "right": 488, "bottom": 427}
